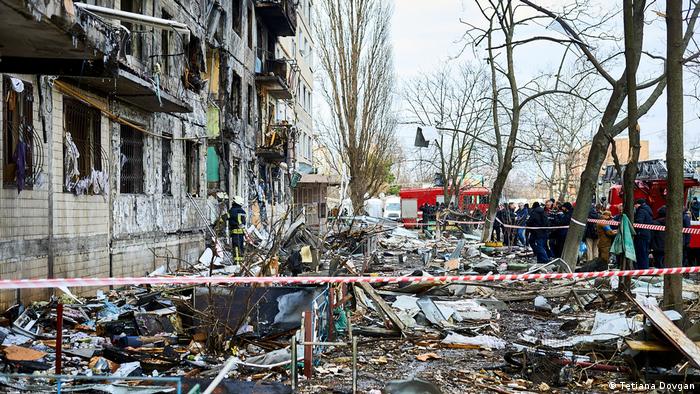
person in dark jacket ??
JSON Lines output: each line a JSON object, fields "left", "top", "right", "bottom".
{"left": 550, "top": 202, "right": 573, "bottom": 258}
{"left": 493, "top": 204, "right": 505, "bottom": 242}
{"left": 691, "top": 197, "right": 700, "bottom": 220}
{"left": 650, "top": 206, "right": 667, "bottom": 268}
{"left": 527, "top": 202, "right": 550, "bottom": 263}
{"left": 633, "top": 198, "right": 654, "bottom": 269}
{"left": 516, "top": 203, "right": 529, "bottom": 246}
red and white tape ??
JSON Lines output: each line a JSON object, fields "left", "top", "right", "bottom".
{"left": 3, "top": 266, "right": 700, "bottom": 289}
{"left": 449, "top": 217, "right": 700, "bottom": 234}
{"left": 587, "top": 218, "right": 700, "bottom": 235}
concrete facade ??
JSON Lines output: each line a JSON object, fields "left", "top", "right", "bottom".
{"left": 0, "top": 0, "right": 307, "bottom": 308}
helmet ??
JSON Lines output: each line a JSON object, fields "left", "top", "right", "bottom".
{"left": 233, "top": 195, "right": 245, "bottom": 206}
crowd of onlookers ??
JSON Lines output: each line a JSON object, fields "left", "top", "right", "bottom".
{"left": 491, "top": 197, "right": 700, "bottom": 269}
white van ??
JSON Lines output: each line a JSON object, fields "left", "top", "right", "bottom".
{"left": 384, "top": 196, "right": 401, "bottom": 220}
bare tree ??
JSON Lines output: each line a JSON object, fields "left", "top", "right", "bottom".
{"left": 526, "top": 91, "right": 596, "bottom": 202}
{"left": 463, "top": 0, "right": 594, "bottom": 242}
{"left": 315, "top": 0, "right": 398, "bottom": 212}
{"left": 402, "top": 64, "right": 490, "bottom": 206}
{"left": 521, "top": 0, "right": 700, "bottom": 267}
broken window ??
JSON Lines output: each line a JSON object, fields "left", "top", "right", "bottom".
{"left": 63, "top": 98, "right": 101, "bottom": 185}
{"left": 162, "top": 136, "right": 172, "bottom": 196}
{"left": 121, "top": 0, "right": 144, "bottom": 60}
{"left": 3, "top": 76, "right": 34, "bottom": 189}
{"left": 231, "top": 71, "right": 242, "bottom": 119}
{"left": 232, "top": 0, "right": 242, "bottom": 36}
{"left": 247, "top": 84, "right": 253, "bottom": 125}
{"left": 231, "top": 159, "right": 240, "bottom": 196}
{"left": 161, "top": 10, "right": 172, "bottom": 76}
{"left": 247, "top": 6, "right": 253, "bottom": 49}
{"left": 185, "top": 141, "right": 200, "bottom": 196}
{"left": 119, "top": 124, "right": 144, "bottom": 194}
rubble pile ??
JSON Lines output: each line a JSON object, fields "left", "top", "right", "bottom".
{"left": 3, "top": 220, "right": 700, "bottom": 393}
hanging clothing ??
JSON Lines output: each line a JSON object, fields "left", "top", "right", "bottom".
{"left": 13, "top": 139, "right": 27, "bottom": 193}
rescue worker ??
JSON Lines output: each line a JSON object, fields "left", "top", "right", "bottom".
{"left": 227, "top": 195, "right": 247, "bottom": 264}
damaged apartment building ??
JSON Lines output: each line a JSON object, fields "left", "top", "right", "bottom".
{"left": 0, "top": 0, "right": 315, "bottom": 307}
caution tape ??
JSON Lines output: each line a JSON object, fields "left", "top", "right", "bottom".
{"left": 3, "top": 266, "right": 700, "bottom": 289}
{"left": 588, "top": 218, "right": 700, "bottom": 235}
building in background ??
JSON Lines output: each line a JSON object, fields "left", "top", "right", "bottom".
{"left": 0, "top": 0, "right": 303, "bottom": 307}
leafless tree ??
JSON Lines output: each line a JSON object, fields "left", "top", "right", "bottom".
{"left": 402, "top": 64, "right": 491, "bottom": 206}
{"left": 315, "top": 0, "right": 398, "bottom": 212}
{"left": 521, "top": 0, "right": 700, "bottom": 267}
{"left": 526, "top": 91, "right": 596, "bottom": 202}
{"left": 463, "top": 0, "right": 596, "bottom": 242}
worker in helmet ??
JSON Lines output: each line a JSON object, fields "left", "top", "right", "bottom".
{"left": 227, "top": 195, "right": 247, "bottom": 264}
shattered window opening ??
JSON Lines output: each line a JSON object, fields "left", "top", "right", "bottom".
{"left": 2, "top": 76, "right": 34, "bottom": 189}
{"left": 247, "top": 84, "right": 253, "bottom": 126}
{"left": 247, "top": 6, "right": 253, "bottom": 49}
{"left": 185, "top": 140, "right": 200, "bottom": 196}
{"left": 232, "top": 0, "right": 242, "bottom": 36}
{"left": 161, "top": 10, "right": 172, "bottom": 77}
{"left": 121, "top": 0, "right": 145, "bottom": 61}
{"left": 119, "top": 124, "right": 144, "bottom": 194}
{"left": 63, "top": 97, "right": 102, "bottom": 190}
{"left": 162, "top": 136, "right": 172, "bottom": 196}
{"left": 232, "top": 71, "right": 242, "bottom": 119}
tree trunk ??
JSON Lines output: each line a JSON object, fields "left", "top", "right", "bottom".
{"left": 664, "top": 0, "right": 684, "bottom": 312}
{"left": 482, "top": 160, "right": 512, "bottom": 242}
{"left": 349, "top": 176, "right": 365, "bottom": 215}
{"left": 621, "top": 0, "right": 641, "bottom": 284}
{"left": 561, "top": 83, "right": 627, "bottom": 268}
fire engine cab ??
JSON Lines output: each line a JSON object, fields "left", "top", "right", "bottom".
{"left": 602, "top": 159, "right": 700, "bottom": 253}
{"left": 398, "top": 186, "right": 490, "bottom": 225}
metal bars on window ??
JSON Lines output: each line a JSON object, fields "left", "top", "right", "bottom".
{"left": 3, "top": 76, "right": 35, "bottom": 188}
{"left": 63, "top": 98, "right": 101, "bottom": 180}
{"left": 120, "top": 124, "right": 144, "bottom": 194}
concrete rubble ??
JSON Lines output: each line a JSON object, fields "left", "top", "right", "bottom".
{"left": 2, "top": 219, "right": 700, "bottom": 393}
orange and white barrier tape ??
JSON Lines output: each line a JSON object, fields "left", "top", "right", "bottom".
{"left": 3, "top": 266, "right": 700, "bottom": 289}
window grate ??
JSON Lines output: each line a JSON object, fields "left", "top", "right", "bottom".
{"left": 3, "top": 76, "right": 34, "bottom": 188}
{"left": 120, "top": 124, "right": 144, "bottom": 194}
{"left": 63, "top": 97, "right": 101, "bottom": 186}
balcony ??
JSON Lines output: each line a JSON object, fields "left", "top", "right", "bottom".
{"left": 255, "top": 0, "right": 297, "bottom": 37}
{"left": 255, "top": 58, "right": 293, "bottom": 100}
{"left": 257, "top": 123, "right": 291, "bottom": 162}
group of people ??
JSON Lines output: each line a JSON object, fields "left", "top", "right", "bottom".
{"left": 492, "top": 197, "right": 698, "bottom": 269}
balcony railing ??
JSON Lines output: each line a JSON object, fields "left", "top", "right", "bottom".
{"left": 255, "top": 0, "right": 297, "bottom": 37}
{"left": 255, "top": 58, "right": 293, "bottom": 99}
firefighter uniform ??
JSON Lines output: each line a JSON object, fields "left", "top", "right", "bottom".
{"left": 227, "top": 196, "right": 247, "bottom": 263}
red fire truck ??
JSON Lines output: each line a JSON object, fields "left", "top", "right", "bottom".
{"left": 603, "top": 159, "right": 700, "bottom": 251}
{"left": 399, "top": 186, "right": 491, "bottom": 224}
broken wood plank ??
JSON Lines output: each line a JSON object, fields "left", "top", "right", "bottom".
{"left": 632, "top": 296, "right": 700, "bottom": 367}
{"left": 357, "top": 282, "right": 406, "bottom": 333}
{"left": 626, "top": 339, "right": 700, "bottom": 352}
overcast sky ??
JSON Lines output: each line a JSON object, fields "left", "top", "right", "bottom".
{"left": 391, "top": 0, "right": 700, "bottom": 161}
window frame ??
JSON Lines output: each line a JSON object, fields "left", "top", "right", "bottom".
{"left": 184, "top": 140, "right": 200, "bottom": 196}
{"left": 162, "top": 135, "right": 173, "bottom": 196}
{"left": 63, "top": 97, "right": 102, "bottom": 192}
{"left": 3, "top": 76, "right": 35, "bottom": 189}
{"left": 119, "top": 124, "right": 145, "bottom": 194}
